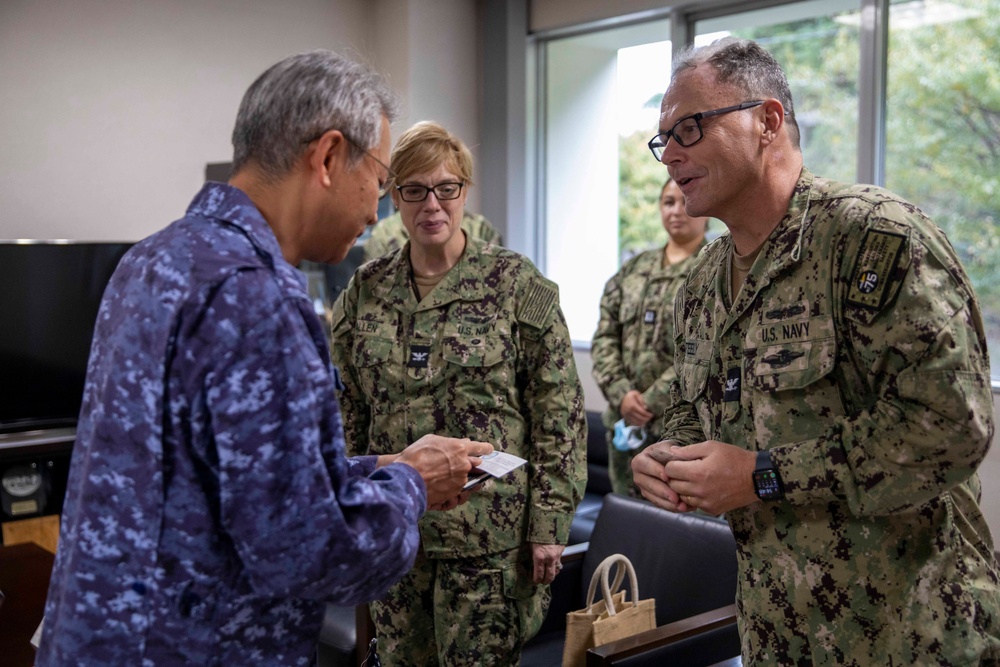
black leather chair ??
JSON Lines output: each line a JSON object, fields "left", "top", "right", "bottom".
{"left": 522, "top": 494, "right": 741, "bottom": 667}
{"left": 568, "top": 411, "right": 612, "bottom": 544}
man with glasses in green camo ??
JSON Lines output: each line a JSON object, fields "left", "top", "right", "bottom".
{"left": 632, "top": 36, "right": 1000, "bottom": 664}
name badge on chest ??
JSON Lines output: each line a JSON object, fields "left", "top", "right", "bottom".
{"left": 643, "top": 310, "right": 656, "bottom": 324}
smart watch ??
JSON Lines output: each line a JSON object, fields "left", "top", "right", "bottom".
{"left": 752, "top": 449, "right": 784, "bottom": 501}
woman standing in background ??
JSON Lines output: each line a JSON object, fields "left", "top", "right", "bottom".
{"left": 591, "top": 177, "right": 709, "bottom": 495}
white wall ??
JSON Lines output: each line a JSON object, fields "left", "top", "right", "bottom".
{"left": 0, "top": 0, "right": 367, "bottom": 241}
{"left": 0, "top": 0, "right": 480, "bottom": 241}
{"left": 373, "top": 0, "right": 482, "bottom": 213}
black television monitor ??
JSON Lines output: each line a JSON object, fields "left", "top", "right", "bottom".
{"left": 0, "top": 241, "right": 132, "bottom": 434}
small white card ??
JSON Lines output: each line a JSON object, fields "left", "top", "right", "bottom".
{"left": 462, "top": 451, "right": 527, "bottom": 491}
{"left": 475, "top": 451, "right": 527, "bottom": 478}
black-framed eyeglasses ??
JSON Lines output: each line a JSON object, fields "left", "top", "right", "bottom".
{"left": 395, "top": 182, "right": 465, "bottom": 203}
{"left": 302, "top": 129, "right": 395, "bottom": 198}
{"left": 647, "top": 100, "right": 764, "bottom": 160}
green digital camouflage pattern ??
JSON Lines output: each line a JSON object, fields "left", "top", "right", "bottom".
{"left": 369, "top": 546, "right": 548, "bottom": 666}
{"left": 330, "top": 237, "right": 586, "bottom": 557}
{"left": 363, "top": 210, "right": 504, "bottom": 261}
{"left": 331, "top": 237, "right": 584, "bottom": 663}
{"left": 664, "top": 168, "right": 1000, "bottom": 665}
{"left": 591, "top": 244, "right": 704, "bottom": 494}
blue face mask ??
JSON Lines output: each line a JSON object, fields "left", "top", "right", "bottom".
{"left": 612, "top": 418, "right": 646, "bottom": 452}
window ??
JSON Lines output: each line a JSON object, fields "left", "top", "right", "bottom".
{"left": 536, "top": 0, "right": 1000, "bottom": 382}
{"left": 541, "top": 19, "right": 671, "bottom": 344}
{"left": 694, "top": 0, "right": 861, "bottom": 183}
{"left": 882, "top": 0, "right": 999, "bottom": 379}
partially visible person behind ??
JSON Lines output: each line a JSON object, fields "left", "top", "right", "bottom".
{"left": 591, "top": 177, "right": 708, "bottom": 495}
{"left": 331, "top": 120, "right": 587, "bottom": 667}
{"left": 37, "top": 51, "right": 491, "bottom": 667}
{"left": 363, "top": 206, "right": 503, "bottom": 261}
{"left": 631, "top": 36, "right": 999, "bottom": 665}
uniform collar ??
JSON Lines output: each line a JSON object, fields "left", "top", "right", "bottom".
{"left": 374, "top": 235, "right": 489, "bottom": 313}
{"left": 658, "top": 239, "right": 708, "bottom": 276}
{"left": 720, "top": 167, "right": 816, "bottom": 328}
{"left": 186, "top": 181, "right": 285, "bottom": 270}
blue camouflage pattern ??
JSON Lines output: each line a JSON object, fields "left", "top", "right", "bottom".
{"left": 37, "top": 182, "right": 428, "bottom": 666}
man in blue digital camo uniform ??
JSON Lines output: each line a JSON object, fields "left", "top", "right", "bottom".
{"left": 37, "top": 50, "right": 490, "bottom": 667}
{"left": 632, "top": 37, "right": 1000, "bottom": 665}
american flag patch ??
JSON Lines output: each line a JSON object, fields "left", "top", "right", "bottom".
{"left": 518, "top": 278, "right": 558, "bottom": 328}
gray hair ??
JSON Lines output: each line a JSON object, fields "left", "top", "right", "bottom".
{"left": 672, "top": 37, "right": 801, "bottom": 150}
{"left": 231, "top": 49, "right": 400, "bottom": 179}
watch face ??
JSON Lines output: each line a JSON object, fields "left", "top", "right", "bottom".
{"left": 753, "top": 469, "right": 783, "bottom": 500}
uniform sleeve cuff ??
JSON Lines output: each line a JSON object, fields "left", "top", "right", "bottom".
{"left": 769, "top": 435, "right": 839, "bottom": 505}
{"left": 372, "top": 462, "right": 428, "bottom": 524}
{"left": 608, "top": 380, "right": 632, "bottom": 411}
{"left": 528, "top": 509, "right": 573, "bottom": 545}
{"left": 348, "top": 454, "right": 379, "bottom": 477}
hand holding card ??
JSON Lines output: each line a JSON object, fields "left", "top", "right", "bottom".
{"left": 462, "top": 471, "right": 492, "bottom": 491}
{"left": 462, "top": 451, "right": 527, "bottom": 491}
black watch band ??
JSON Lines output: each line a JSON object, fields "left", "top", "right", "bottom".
{"left": 753, "top": 449, "right": 784, "bottom": 500}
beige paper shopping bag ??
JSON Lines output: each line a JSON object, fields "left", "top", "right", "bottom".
{"left": 562, "top": 554, "right": 656, "bottom": 667}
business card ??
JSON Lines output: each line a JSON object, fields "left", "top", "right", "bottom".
{"left": 475, "top": 451, "right": 527, "bottom": 478}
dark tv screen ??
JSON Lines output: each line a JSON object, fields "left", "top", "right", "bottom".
{"left": 0, "top": 242, "right": 132, "bottom": 433}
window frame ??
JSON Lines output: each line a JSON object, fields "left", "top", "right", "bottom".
{"left": 524, "top": 0, "right": 999, "bottom": 391}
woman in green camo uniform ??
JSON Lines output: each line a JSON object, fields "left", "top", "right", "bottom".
{"left": 331, "top": 121, "right": 586, "bottom": 667}
{"left": 591, "top": 177, "right": 708, "bottom": 495}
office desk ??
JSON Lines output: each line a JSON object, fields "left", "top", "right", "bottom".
{"left": 0, "top": 542, "right": 54, "bottom": 667}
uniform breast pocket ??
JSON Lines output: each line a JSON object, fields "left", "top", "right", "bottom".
{"left": 746, "top": 315, "right": 845, "bottom": 440}
{"left": 750, "top": 337, "right": 835, "bottom": 390}
{"left": 440, "top": 334, "right": 514, "bottom": 411}
{"left": 675, "top": 338, "right": 715, "bottom": 436}
{"left": 677, "top": 338, "right": 712, "bottom": 401}
{"left": 352, "top": 336, "right": 399, "bottom": 400}
{"left": 618, "top": 292, "right": 641, "bottom": 325}
{"left": 441, "top": 334, "right": 510, "bottom": 369}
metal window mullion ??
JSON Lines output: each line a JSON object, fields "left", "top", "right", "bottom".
{"left": 530, "top": 35, "right": 547, "bottom": 272}
{"left": 670, "top": 6, "right": 693, "bottom": 53}
{"left": 857, "top": 0, "right": 889, "bottom": 186}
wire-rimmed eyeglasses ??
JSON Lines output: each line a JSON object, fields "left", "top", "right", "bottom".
{"left": 395, "top": 182, "right": 465, "bottom": 203}
{"left": 302, "top": 129, "right": 395, "bottom": 198}
{"left": 647, "top": 100, "right": 764, "bottom": 160}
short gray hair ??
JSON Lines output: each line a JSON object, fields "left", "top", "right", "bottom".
{"left": 231, "top": 49, "right": 400, "bottom": 179}
{"left": 672, "top": 37, "right": 801, "bottom": 150}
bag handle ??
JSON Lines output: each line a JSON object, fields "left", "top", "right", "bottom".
{"left": 585, "top": 554, "right": 637, "bottom": 615}
{"left": 599, "top": 554, "right": 640, "bottom": 617}
{"left": 584, "top": 554, "right": 627, "bottom": 612}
